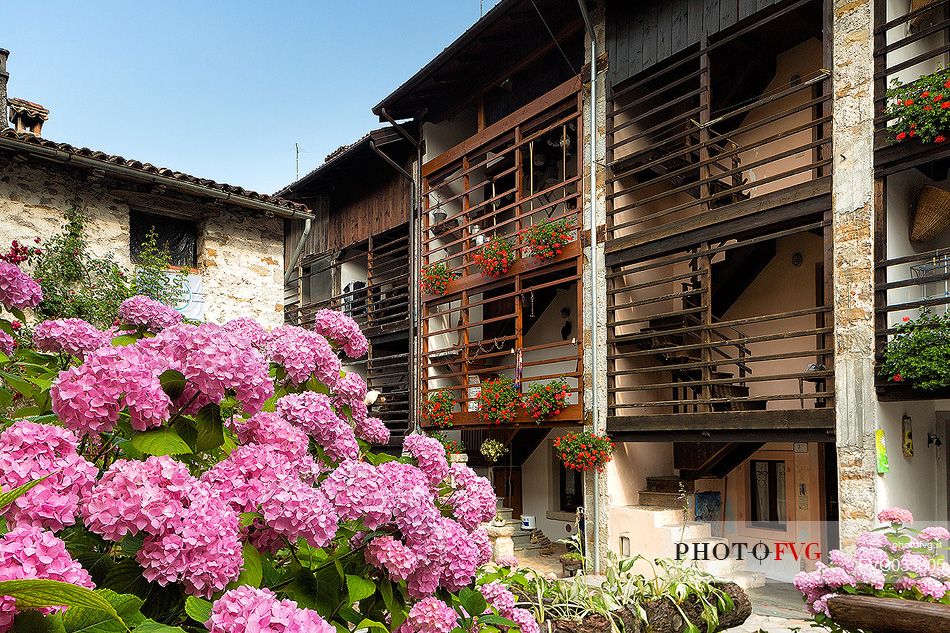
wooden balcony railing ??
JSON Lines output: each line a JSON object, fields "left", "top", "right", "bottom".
{"left": 874, "top": 0, "right": 950, "bottom": 174}
{"left": 607, "top": 40, "right": 831, "bottom": 242}
{"left": 607, "top": 220, "right": 834, "bottom": 418}
{"left": 875, "top": 247, "right": 950, "bottom": 399}
{"left": 421, "top": 77, "right": 583, "bottom": 285}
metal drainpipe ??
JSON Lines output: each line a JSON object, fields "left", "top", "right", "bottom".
{"left": 577, "top": 0, "right": 602, "bottom": 575}
{"left": 374, "top": 112, "right": 422, "bottom": 434}
{"left": 284, "top": 217, "right": 312, "bottom": 287}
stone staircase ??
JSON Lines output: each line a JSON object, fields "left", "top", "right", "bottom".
{"left": 495, "top": 497, "right": 537, "bottom": 551}
{"left": 610, "top": 477, "right": 765, "bottom": 590}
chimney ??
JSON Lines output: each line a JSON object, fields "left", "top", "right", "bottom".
{"left": 8, "top": 98, "right": 49, "bottom": 135}
{"left": 0, "top": 49, "right": 8, "bottom": 129}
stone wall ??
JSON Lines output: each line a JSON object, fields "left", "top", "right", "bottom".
{"left": 0, "top": 154, "right": 284, "bottom": 326}
{"left": 198, "top": 210, "right": 284, "bottom": 327}
{"left": 831, "top": 0, "right": 880, "bottom": 544}
{"left": 0, "top": 154, "right": 131, "bottom": 268}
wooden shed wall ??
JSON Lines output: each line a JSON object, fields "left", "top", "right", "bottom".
{"left": 608, "top": 0, "right": 785, "bottom": 87}
{"left": 325, "top": 161, "right": 411, "bottom": 253}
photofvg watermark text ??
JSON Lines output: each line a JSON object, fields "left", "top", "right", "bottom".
{"left": 675, "top": 540, "right": 821, "bottom": 563}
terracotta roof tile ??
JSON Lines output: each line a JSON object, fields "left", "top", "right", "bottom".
{"left": 0, "top": 127, "right": 309, "bottom": 215}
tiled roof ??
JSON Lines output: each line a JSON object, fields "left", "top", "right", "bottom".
{"left": 0, "top": 127, "right": 311, "bottom": 217}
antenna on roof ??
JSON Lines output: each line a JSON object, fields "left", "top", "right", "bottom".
{"left": 295, "top": 143, "right": 300, "bottom": 180}
{"left": 480, "top": 0, "right": 483, "bottom": 17}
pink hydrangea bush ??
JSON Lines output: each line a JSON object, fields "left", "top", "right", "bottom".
{"left": 0, "top": 261, "right": 42, "bottom": 311}
{"left": 0, "top": 269, "right": 523, "bottom": 633}
{"left": 795, "top": 507, "right": 950, "bottom": 623}
{"left": 33, "top": 318, "right": 110, "bottom": 358}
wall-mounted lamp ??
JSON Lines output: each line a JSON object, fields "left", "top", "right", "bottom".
{"left": 928, "top": 432, "right": 943, "bottom": 448}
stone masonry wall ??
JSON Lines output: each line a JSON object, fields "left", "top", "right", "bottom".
{"left": 198, "top": 210, "right": 284, "bottom": 328}
{"left": 0, "top": 154, "right": 284, "bottom": 326}
{"left": 831, "top": 0, "right": 880, "bottom": 544}
{"left": 0, "top": 154, "right": 131, "bottom": 268}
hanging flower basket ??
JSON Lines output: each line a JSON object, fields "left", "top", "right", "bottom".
{"left": 476, "top": 376, "right": 521, "bottom": 425}
{"left": 480, "top": 438, "right": 509, "bottom": 463}
{"left": 879, "top": 309, "right": 950, "bottom": 391}
{"left": 885, "top": 67, "right": 950, "bottom": 144}
{"left": 525, "top": 379, "right": 569, "bottom": 423}
{"left": 525, "top": 217, "right": 576, "bottom": 261}
{"left": 473, "top": 236, "right": 516, "bottom": 277}
{"left": 422, "top": 390, "right": 456, "bottom": 428}
{"left": 554, "top": 431, "right": 614, "bottom": 472}
{"left": 420, "top": 262, "right": 453, "bottom": 295}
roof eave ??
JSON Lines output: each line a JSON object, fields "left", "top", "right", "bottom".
{"left": 0, "top": 135, "right": 313, "bottom": 220}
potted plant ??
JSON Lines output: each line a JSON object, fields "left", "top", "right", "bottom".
{"left": 472, "top": 235, "right": 516, "bottom": 277}
{"left": 420, "top": 262, "right": 453, "bottom": 295}
{"left": 879, "top": 309, "right": 950, "bottom": 391}
{"left": 525, "top": 379, "right": 569, "bottom": 423}
{"left": 524, "top": 217, "right": 576, "bottom": 261}
{"left": 886, "top": 67, "right": 950, "bottom": 144}
{"left": 554, "top": 431, "right": 614, "bottom": 472}
{"left": 430, "top": 431, "right": 467, "bottom": 464}
{"left": 480, "top": 438, "right": 508, "bottom": 464}
{"left": 476, "top": 376, "right": 522, "bottom": 425}
{"left": 422, "top": 390, "right": 456, "bottom": 428}
{"left": 558, "top": 532, "right": 585, "bottom": 577}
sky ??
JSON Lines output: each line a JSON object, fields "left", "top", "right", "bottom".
{"left": 0, "top": 0, "right": 502, "bottom": 195}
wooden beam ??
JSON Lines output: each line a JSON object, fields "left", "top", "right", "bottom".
{"left": 827, "top": 595, "right": 950, "bottom": 633}
{"left": 422, "top": 76, "right": 581, "bottom": 178}
{"left": 425, "top": 404, "right": 584, "bottom": 430}
{"left": 607, "top": 408, "right": 835, "bottom": 434}
{"left": 606, "top": 180, "right": 832, "bottom": 266}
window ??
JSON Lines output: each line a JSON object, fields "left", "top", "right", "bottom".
{"left": 558, "top": 460, "right": 583, "bottom": 514}
{"left": 130, "top": 211, "right": 198, "bottom": 269}
{"left": 749, "top": 460, "right": 787, "bottom": 529}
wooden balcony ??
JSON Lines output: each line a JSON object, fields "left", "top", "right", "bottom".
{"left": 874, "top": 0, "right": 950, "bottom": 176}
{"left": 420, "top": 79, "right": 585, "bottom": 429}
{"left": 875, "top": 247, "right": 950, "bottom": 401}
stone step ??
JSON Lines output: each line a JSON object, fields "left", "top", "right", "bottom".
{"left": 660, "top": 521, "right": 712, "bottom": 542}
{"left": 496, "top": 508, "right": 513, "bottom": 521}
{"left": 638, "top": 490, "right": 686, "bottom": 508}
{"left": 646, "top": 476, "right": 694, "bottom": 494}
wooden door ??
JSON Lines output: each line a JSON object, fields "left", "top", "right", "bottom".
{"left": 493, "top": 466, "right": 523, "bottom": 520}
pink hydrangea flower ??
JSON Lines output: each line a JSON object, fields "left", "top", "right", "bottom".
{"left": 312, "top": 309, "right": 368, "bottom": 359}
{"left": 494, "top": 555, "right": 519, "bottom": 568}
{"left": 234, "top": 411, "right": 310, "bottom": 457}
{"left": 33, "top": 318, "right": 110, "bottom": 358}
{"left": 854, "top": 546, "right": 889, "bottom": 568}
{"left": 51, "top": 344, "right": 170, "bottom": 434}
{"left": 0, "top": 421, "right": 97, "bottom": 531}
{"left": 447, "top": 464, "right": 495, "bottom": 530}
{"left": 201, "top": 445, "right": 316, "bottom": 514}
{"left": 915, "top": 576, "right": 948, "bottom": 599}
{"left": 900, "top": 552, "right": 933, "bottom": 576}
{"left": 851, "top": 562, "right": 885, "bottom": 589}
{"left": 320, "top": 459, "right": 391, "bottom": 529}
{"left": 396, "top": 597, "right": 458, "bottom": 633}
{"left": 0, "top": 331, "right": 13, "bottom": 356}
{"left": 260, "top": 478, "right": 339, "bottom": 549}
{"left": 480, "top": 582, "right": 516, "bottom": 616}
{"left": 119, "top": 295, "right": 183, "bottom": 331}
{"left": 206, "top": 585, "right": 335, "bottom": 633}
{"left": 355, "top": 416, "right": 390, "bottom": 445}
{"left": 404, "top": 434, "right": 448, "bottom": 486}
{"left": 0, "top": 262, "right": 42, "bottom": 310}
{"left": 0, "top": 525, "right": 93, "bottom": 624}
{"left": 827, "top": 549, "right": 855, "bottom": 573}
{"left": 509, "top": 608, "right": 540, "bottom": 633}
{"left": 137, "top": 486, "right": 243, "bottom": 598}
{"left": 222, "top": 317, "right": 270, "bottom": 350}
{"left": 276, "top": 392, "right": 358, "bottom": 462}
{"left": 878, "top": 507, "right": 914, "bottom": 525}
{"left": 366, "top": 535, "right": 418, "bottom": 581}
{"left": 266, "top": 325, "right": 341, "bottom": 387}
{"left": 919, "top": 526, "right": 950, "bottom": 542}
{"left": 855, "top": 531, "right": 889, "bottom": 549}
{"left": 83, "top": 456, "right": 196, "bottom": 541}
